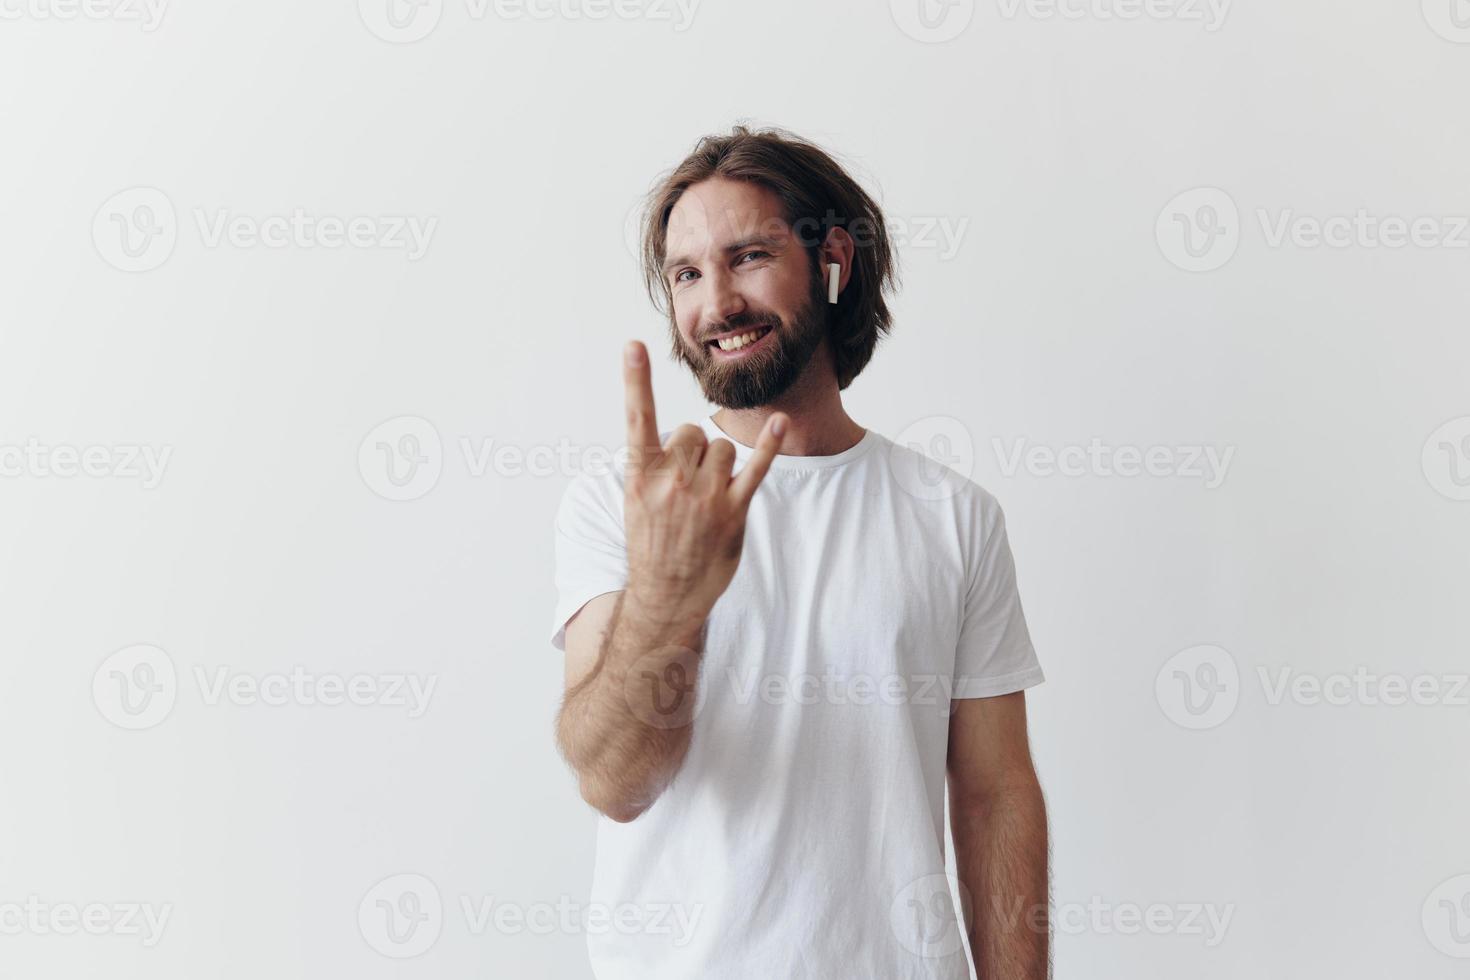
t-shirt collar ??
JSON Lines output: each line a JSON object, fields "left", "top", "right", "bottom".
{"left": 697, "top": 414, "right": 877, "bottom": 471}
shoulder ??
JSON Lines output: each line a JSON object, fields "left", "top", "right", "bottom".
{"left": 554, "top": 455, "right": 628, "bottom": 532}
{"left": 870, "top": 429, "right": 1008, "bottom": 524}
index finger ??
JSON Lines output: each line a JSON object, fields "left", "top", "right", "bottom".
{"left": 728, "top": 413, "right": 787, "bottom": 509}
{"left": 623, "top": 341, "right": 660, "bottom": 475}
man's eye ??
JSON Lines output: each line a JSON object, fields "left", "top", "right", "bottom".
{"left": 738, "top": 251, "right": 769, "bottom": 264}
{"left": 674, "top": 269, "right": 697, "bottom": 283}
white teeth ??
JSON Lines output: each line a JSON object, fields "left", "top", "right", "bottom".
{"left": 717, "top": 329, "right": 766, "bottom": 351}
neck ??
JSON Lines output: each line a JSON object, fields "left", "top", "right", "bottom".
{"left": 711, "top": 345, "right": 865, "bottom": 456}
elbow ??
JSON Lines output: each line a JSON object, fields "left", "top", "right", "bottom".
{"left": 559, "top": 738, "right": 651, "bottom": 823}
{"left": 602, "top": 803, "right": 647, "bottom": 824}
{"left": 578, "top": 781, "right": 648, "bottom": 824}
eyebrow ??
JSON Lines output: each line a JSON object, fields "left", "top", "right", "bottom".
{"left": 662, "top": 235, "right": 784, "bottom": 278}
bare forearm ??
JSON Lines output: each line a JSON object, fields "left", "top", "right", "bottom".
{"left": 953, "top": 780, "right": 1050, "bottom": 979}
{"left": 556, "top": 593, "right": 707, "bottom": 822}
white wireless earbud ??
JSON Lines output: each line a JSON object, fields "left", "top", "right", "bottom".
{"left": 827, "top": 262, "right": 840, "bottom": 304}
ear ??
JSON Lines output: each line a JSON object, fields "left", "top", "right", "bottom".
{"left": 819, "top": 226, "right": 856, "bottom": 300}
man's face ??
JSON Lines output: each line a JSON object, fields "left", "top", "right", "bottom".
{"left": 661, "top": 178, "right": 828, "bottom": 409}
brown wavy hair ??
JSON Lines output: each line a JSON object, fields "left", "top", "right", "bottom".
{"left": 637, "top": 124, "right": 899, "bottom": 390}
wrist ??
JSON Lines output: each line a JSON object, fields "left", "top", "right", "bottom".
{"left": 622, "top": 585, "right": 709, "bottom": 637}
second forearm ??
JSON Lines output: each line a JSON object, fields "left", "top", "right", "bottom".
{"left": 556, "top": 593, "right": 707, "bottom": 821}
{"left": 953, "top": 781, "right": 1050, "bottom": 979}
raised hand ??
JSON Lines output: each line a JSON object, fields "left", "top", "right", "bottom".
{"left": 620, "top": 340, "right": 786, "bottom": 627}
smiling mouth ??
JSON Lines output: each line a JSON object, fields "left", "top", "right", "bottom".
{"left": 706, "top": 324, "right": 774, "bottom": 356}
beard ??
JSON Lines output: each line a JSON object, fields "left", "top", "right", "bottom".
{"left": 671, "top": 267, "right": 828, "bottom": 410}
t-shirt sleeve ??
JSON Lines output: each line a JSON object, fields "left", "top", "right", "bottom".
{"left": 549, "top": 470, "right": 628, "bottom": 652}
{"left": 952, "top": 493, "right": 1045, "bottom": 698}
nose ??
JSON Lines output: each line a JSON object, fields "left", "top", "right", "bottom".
{"left": 705, "top": 265, "right": 746, "bottom": 324}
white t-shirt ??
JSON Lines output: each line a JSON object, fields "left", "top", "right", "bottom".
{"left": 550, "top": 414, "right": 1044, "bottom": 980}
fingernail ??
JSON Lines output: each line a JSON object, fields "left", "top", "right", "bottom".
{"left": 771, "top": 415, "right": 787, "bottom": 437}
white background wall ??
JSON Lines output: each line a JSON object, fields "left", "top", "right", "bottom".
{"left": 1, "top": 0, "right": 1467, "bottom": 976}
